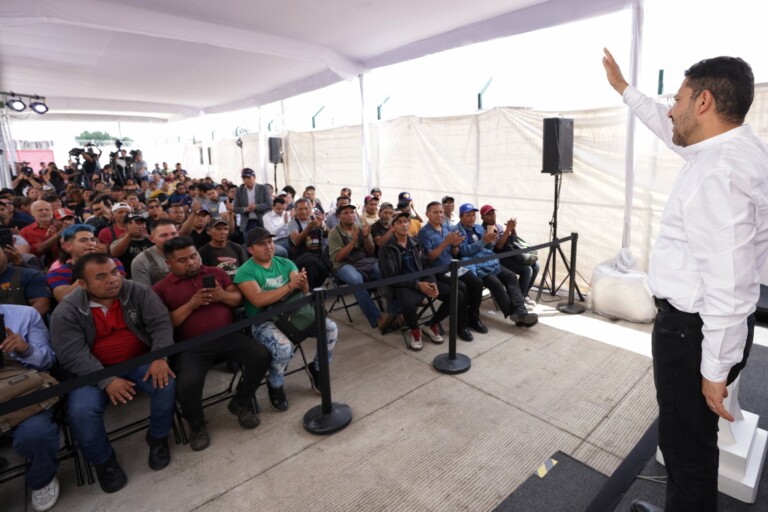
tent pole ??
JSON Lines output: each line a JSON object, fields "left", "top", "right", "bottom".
{"left": 359, "top": 74, "right": 372, "bottom": 194}
{"left": 622, "top": 0, "right": 644, "bottom": 249}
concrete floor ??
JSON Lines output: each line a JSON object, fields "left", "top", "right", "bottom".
{"left": 0, "top": 295, "right": 660, "bottom": 512}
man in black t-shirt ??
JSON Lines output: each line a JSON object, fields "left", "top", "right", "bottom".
{"left": 198, "top": 218, "right": 247, "bottom": 278}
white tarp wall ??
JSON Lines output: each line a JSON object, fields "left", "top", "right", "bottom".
{"left": 189, "top": 83, "right": 768, "bottom": 292}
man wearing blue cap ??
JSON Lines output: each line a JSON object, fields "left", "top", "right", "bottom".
{"left": 457, "top": 203, "right": 538, "bottom": 327}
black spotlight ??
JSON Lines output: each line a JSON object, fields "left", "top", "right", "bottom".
{"left": 29, "top": 97, "right": 48, "bottom": 114}
{"left": 6, "top": 95, "right": 26, "bottom": 112}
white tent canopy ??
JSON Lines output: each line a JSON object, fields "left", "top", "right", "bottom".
{"left": 0, "top": 0, "right": 631, "bottom": 122}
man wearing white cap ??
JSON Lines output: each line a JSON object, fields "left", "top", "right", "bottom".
{"left": 97, "top": 202, "right": 131, "bottom": 246}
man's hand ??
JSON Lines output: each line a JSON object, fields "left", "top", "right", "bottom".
{"left": 143, "top": 359, "right": 176, "bottom": 389}
{"left": 3, "top": 245, "right": 23, "bottom": 266}
{"left": 190, "top": 287, "right": 212, "bottom": 309}
{"left": 0, "top": 328, "right": 29, "bottom": 354}
{"left": 702, "top": 377, "right": 734, "bottom": 422}
{"left": 127, "top": 222, "right": 143, "bottom": 237}
{"left": 298, "top": 268, "right": 310, "bottom": 293}
{"left": 602, "top": 48, "right": 629, "bottom": 95}
{"left": 362, "top": 223, "right": 372, "bottom": 237}
{"left": 483, "top": 229, "right": 498, "bottom": 244}
{"left": 208, "top": 281, "right": 228, "bottom": 303}
{"left": 418, "top": 281, "right": 439, "bottom": 298}
{"left": 505, "top": 218, "right": 517, "bottom": 233}
{"left": 288, "top": 271, "right": 303, "bottom": 291}
{"left": 106, "top": 378, "right": 136, "bottom": 405}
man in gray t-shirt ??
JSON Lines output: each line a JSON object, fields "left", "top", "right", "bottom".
{"left": 131, "top": 219, "right": 178, "bottom": 286}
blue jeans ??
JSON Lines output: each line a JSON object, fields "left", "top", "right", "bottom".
{"left": 335, "top": 263, "right": 383, "bottom": 327}
{"left": 67, "top": 362, "right": 176, "bottom": 465}
{"left": 12, "top": 409, "right": 59, "bottom": 490}
{"left": 252, "top": 319, "right": 338, "bottom": 388}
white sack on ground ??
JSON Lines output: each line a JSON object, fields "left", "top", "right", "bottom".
{"left": 590, "top": 248, "right": 655, "bottom": 323}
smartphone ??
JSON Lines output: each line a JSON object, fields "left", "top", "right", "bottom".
{"left": 0, "top": 229, "right": 13, "bottom": 248}
{"left": 202, "top": 275, "right": 216, "bottom": 289}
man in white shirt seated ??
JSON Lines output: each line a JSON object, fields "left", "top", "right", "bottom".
{"left": 262, "top": 197, "right": 292, "bottom": 257}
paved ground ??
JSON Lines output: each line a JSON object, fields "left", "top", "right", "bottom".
{"left": 0, "top": 295, "right": 660, "bottom": 511}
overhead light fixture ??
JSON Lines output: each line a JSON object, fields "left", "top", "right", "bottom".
{"left": 6, "top": 94, "right": 26, "bottom": 112}
{"left": 29, "top": 97, "right": 48, "bottom": 114}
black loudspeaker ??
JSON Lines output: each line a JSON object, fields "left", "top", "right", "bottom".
{"left": 542, "top": 118, "right": 573, "bottom": 174}
{"left": 268, "top": 137, "right": 283, "bottom": 164}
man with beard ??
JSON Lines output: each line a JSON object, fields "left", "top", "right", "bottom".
{"left": 371, "top": 201, "right": 396, "bottom": 257}
{"left": 288, "top": 198, "right": 330, "bottom": 289}
{"left": 603, "top": 50, "right": 768, "bottom": 512}
{"left": 153, "top": 237, "right": 271, "bottom": 451}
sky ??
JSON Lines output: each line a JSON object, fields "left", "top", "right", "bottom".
{"left": 8, "top": 0, "right": 767, "bottom": 163}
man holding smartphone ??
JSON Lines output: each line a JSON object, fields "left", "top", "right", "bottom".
{"left": 153, "top": 236, "right": 271, "bottom": 451}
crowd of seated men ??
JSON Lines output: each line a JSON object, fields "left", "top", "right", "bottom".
{"left": 0, "top": 158, "right": 539, "bottom": 511}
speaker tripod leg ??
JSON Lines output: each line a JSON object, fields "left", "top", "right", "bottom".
{"left": 555, "top": 244, "right": 584, "bottom": 301}
{"left": 535, "top": 245, "right": 557, "bottom": 301}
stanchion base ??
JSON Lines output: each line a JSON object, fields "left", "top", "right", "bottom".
{"left": 433, "top": 353, "right": 471, "bottom": 374}
{"left": 303, "top": 402, "right": 353, "bottom": 435}
{"left": 557, "top": 302, "right": 586, "bottom": 314}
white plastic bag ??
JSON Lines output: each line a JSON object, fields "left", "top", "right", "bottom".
{"left": 590, "top": 248, "right": 656, "bottom": 323}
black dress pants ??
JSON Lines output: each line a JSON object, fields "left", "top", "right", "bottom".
{"left": 481, "top": 267, "right": 526, "bottom": 317}
{"left": 394, "top": 280, "right": 465, "bottom": 330}
{"left": 173, "top": 332, "right": 272, "bottom": 426}
{"left": 652, "top": 309, "right": 754, "bottom": 511}
{"left": 437, "top": 271, "right": 483, "bottom": 323}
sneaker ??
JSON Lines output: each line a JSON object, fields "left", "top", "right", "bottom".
{"left": 510, "top": 311, "right": 539, "bottom": 327}
{"left": 421, "top": 324, "right": 444, "bottom": 344}
{"left": 227, "top": 398, "right": 261, "bottom": 429}
{"left": 188, "top": 422, "right": 210, "bottom": 451}
{"left": 94, "top": 453, "right": 127, "bottom": 494}
{"left": 267, "top": 385, "right": 289, "bottom": 412}
{"left": 407, "top": 328, "right": 423, "bottom": 350}
{"left": 31, "top": 476, "right": 59, "bottom": 512}
{"left": 146, "top": 432, "right": 171, "bottom": 471}
{"left": 306, "top": 363, "right": 322, "bottom": 394}
{"left": 524, "top": 296, "right": 537, "bottom": 307}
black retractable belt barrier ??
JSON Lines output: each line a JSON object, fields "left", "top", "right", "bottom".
{"left": 556, "top": 233, "right": 585, "bottom": 314}
{"left": 433, "top": 259, "right": 471, "bottom": 374}
{"left": 303, "top": 287, "right": 353, "bottom": 435}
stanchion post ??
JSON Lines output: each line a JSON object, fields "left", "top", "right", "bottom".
{"left": 433, "top": 259, "right": 471, "bottom": 374}
{"left": 557, "top": 233, "right": 586, "bottom": 314}
{"left": 303, "top": 288, "right": 353, "bottom": 435}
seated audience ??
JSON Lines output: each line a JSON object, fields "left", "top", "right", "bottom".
{"left": 456, "top": 204, "right": 538, "bottom": 327}
{"left": 0, "top": 246, "right": 52, "bottom": 317}
{"left": 50, "top": 253, "right": 176, "bottom": 493}
{"left": 361, "top": 195, "right": 379, "bottom": 226}
{"left": 262, "top": 197, "right": 292, "bottom": 257}
{"left": 0, "top": 304, "right": 59, "bottom": 512}
{"left": 396, "top": 198, "right": 422, "bottom": 237}
{"left": 198, "top": 218, "right": 248, "bottom": 278}
{"left": 131, "top": 219, "right": 178, "bottom": 286}
{"left": 371, "top": 201, "right": 396, "bottom": 256}
{"left": 480, "top": 205, "right": 539, "bottom": 304}
{"left": 19, "top": 200, "right": 60, "bottom": 264}
{"left": 288, "top": 198, "right": 330, "bottom": 289}
{"left": 98, "top": 202, "right": 131, "bottom": 246}
{"left": 110, "top": 215, "right": 153, "bottom": 279}
{"left": 380, "top": 212, "right": 464, "bottom": 350}
{"left": 153, "top": 237, "right": 271, "bottom": 451}
{"left": 179, "top": 206, "right": 212, "bottom": 249}
{"left": 235, "top": 228, "right": 338, "bottom": 411}
{"left": 442, "top": 195, "right": 459, "bottom": 227}
{"left": 416, "top": 201, "right": 475, "bottom": 340}
{"left": 328, "top": 203, "right": 393, "bottom": 332}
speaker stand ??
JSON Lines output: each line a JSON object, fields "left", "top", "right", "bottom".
{"left": 536, "top": 173, "right": 584, "bottom": 302}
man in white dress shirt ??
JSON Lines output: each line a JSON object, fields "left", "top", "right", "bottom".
{"left": 604, "top": 49, "right": 768, "bottom": 512}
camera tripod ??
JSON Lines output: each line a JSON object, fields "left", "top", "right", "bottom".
{"left": 535, "top": 172, "right": 584, "bottom": 304}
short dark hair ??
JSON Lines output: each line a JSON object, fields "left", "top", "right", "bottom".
{"left": 685, "top": 56, "right": 754, "bottom": 124}
{"left": 272, "top": 197, "right": 286, "bottom": 206}
{"left": 91, "top": 194, "right": 112, "bottom": 207}
{"left": 163, "top": 236, "right": 195, "bottom": 258}
{"left": 150, "top": 218, "right": 176, "bottom": 233}
{"left": 304, "top": 185, "right": 316, "bottom": 192}
{"left": 426, "top": 201, "right": 441, "bottom": 212}
{"left": 294, "top": 197, "right": 310, "bottom": 207}
{"left": 72, "top": 252, "right": 112, "bottom": 282}
{"left": 283, "top": 185, "right": 296, "bottom": 196}
{"left": 336, "top": 196, "right": 350, "bottom": 204}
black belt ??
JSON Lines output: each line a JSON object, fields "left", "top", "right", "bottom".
{"left": 653, "top": 296, "right": 700, "bottom": 317}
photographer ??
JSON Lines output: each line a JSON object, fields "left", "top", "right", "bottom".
{"left": 80, "top": 146, "right": 101, "bottom": 188}
{"left": 11, "top": 166, "right": 43, "bottom": 197}
{"left": 41, "top": 163, "right": 66, "bottom": 194}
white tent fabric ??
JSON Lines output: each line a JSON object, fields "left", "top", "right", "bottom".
{"left": 0, "top": 0, "right": 632, "bottom": 121}
{"left": 193, "top": 83, "right": 768, "bottom": 289}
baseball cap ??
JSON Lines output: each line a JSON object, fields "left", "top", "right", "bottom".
{"left": 364, "top": 195, "right": 377, "bottom": 205}
{"left": 390, "top": 210, "right": 411, "bottom": 223}
{"left": 379, "top": 202, "right": 394, "bottom": 210}
{"left": 398, "top": 192, "right": 411, "bottom": 202}
{"left": 197, "top": 207, "right": 211, "bottom": 215}
{"left": 111, "top": 202, "right": 131, "bottom": 213}
{"left": 245, "top": 227, "right": 274, "bottom": 246}
{"left": 396, "top": 199, "right": 411, "bottom": 210}
{"left": 459, "top": 203, "right": 478, "bottom": 216}
{"left": 480, "top": 205, "right": 496, "bottom": 216}
{"left": 241, "top": 168, "right": 256, "bottom": 178}
{"left": 53, "top": 208, "right": 75, "bottom": 220}
{"left": 441, "top": 195, "right": 455, "bottom": 204}
{"left": 336, "top": 203, "right": 357, "bottom": 216}
{"left": 208, "top": 217, "right": 229, "bottom": 228}
{"left": 125, "top": 214, "right": 146, "bottom": 223}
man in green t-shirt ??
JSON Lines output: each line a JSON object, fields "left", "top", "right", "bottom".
{"left": 234, "top": 227, "right": 338, "bottom": 412}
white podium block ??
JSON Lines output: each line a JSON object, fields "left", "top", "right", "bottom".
{"left": 655, "top": 377, "right": 768, "bottom": 503}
